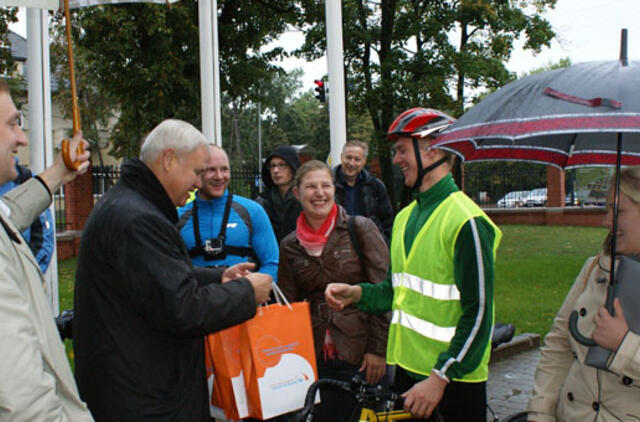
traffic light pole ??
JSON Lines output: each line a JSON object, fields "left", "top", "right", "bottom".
{"left": 325, "top": 0, "right": 347, "bottom": 168}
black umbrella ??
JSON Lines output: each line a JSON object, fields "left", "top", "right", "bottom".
{"left": 432, "top": 29, "right": 640, "bottom": 359}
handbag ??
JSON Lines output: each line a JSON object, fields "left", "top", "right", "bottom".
{"left": 205, "top": 325, "right": 250, "bottom": 420}
{"left": 240, "top": 283, "right": 319, "bottom": 419}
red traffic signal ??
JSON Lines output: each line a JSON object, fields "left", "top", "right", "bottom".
{"left": 314, "top": 79, "right": 326, "bottom": 103}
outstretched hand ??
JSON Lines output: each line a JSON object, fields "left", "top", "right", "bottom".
{"left": 593, "top": 298, "right": 629, "bottom": 351}
{"left": 324, "top": 283, "right": 362, "bottom": 311}
{"left": 222, "top": 262, "right": 256, "bottom": 283}
{"left": 40, "top": 131, "right": 91, "bottom": 192}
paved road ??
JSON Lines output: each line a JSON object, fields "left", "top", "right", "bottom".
{"left": 487, "top": 348, "right": 540, "bottom": 421}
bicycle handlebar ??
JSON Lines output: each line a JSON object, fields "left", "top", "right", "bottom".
{"left": 296, "top": 377, "right": 402, "bottom": 422}
{"left": 296, "top": 379, "right": 350, "bottom": 422}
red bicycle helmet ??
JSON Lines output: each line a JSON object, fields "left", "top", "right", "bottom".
{"left": 387, "top": 108, "right": 456, "bottom": 190}
{"left": 387, "top": 108, "right": 455, "bottom": 141}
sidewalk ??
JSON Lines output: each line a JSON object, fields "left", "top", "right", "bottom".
{"left": 487, "top": 335, "right": 541, "bottom": 420}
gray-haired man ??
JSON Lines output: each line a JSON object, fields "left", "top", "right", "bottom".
{"left": 74, "top": 119, "right": 272, "bottom": 421}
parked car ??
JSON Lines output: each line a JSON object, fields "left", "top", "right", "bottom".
{"left": 565, "top": 193, "right": 579, "bottom": 206}
{"left": 497, "top": 190, "right": 530, "bottom": 208}
{"left": 524, "top": 188, "right": 547, "bottom": 207}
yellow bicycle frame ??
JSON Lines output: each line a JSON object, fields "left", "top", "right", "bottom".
{"left": 358, "top": 408, "right": 413, "bottom": 421}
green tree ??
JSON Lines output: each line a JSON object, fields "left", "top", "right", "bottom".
{"left": 0, "top": 7, "right": 20, "bottom": 77}
{"left": 51, "top": 0, "right": 299, "bottom": 158}
{"left": 521, "top": 56, "right": 572, "bottom": 76}
{"left": 50, "top": 25, "right": 117, "bottom": 148}
{"left": 296, "top": 0, "right": 556, "bottom": 204}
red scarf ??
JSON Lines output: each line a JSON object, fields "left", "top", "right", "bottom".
{"left": 296, "top": 204, "right": 338, "bottom": 256}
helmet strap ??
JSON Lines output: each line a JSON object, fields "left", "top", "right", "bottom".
{"left": 411, "top": 138, "right": 448, "bottom": 191}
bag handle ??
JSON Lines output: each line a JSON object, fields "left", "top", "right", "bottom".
{"left": 272, "top": 282, "right": 292, "bottom": 310}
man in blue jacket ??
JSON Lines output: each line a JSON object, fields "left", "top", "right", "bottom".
{"left": 179, "top": 145, "right": 279, "bottom": 280}
{"left": 0, "top": 159, "right": 55, "bottom": 274}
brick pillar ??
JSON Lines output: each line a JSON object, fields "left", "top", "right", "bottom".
{"left": 546, "top": 166, "right": 565, "bottom": 208}
{"left": 64, "top": 166, "right": 94, "bottom": 231}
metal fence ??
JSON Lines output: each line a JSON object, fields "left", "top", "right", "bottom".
{"left": 463, "top": 162, "right": 577, "bottom": 208}
{"left": 53, "top": 162, "right": 582, "bottom": 232}
{"left": 93, "top": 165, "right": 120, "bottom": 200}
{"left": 53, "top": 188, "right": 67, "bottom": 232}
{"left": 89, "top": 165, "right": 263, "bottom": 201}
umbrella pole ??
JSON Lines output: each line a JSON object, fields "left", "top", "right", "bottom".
{"left": 60, "top": 0, "right": 85, "bottom": 171}
{"left": 64, "top": 0, "right": 81, "bottom": 134}
{"left": 568, "top": 133, "right": 623, "bottom": 347}
{"left": 606, "top": 133, "right": 623, "bottom": 311}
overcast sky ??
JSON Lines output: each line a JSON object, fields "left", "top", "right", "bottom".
{"left": 271, "top": 0, "right": 640, "bottom": 91}
{"left": 10, "top": 0, "right": 640, "bottom": 92}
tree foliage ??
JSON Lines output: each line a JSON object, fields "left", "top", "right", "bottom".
{"left": 0, "top": 7, "right": 19, "bottom": 76}
{"left": 50, "top": 0, "right": 299, "bottom": 158}
{"left": 296, "top": 0, "right": 557, "bottom": 202}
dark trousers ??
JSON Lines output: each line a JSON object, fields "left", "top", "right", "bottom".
{"left": 392, "top": 367, "right": 487, "bottom": 422}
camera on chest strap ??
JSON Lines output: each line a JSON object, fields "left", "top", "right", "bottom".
{"left": 203, "top": 238, "right": 226, "bottom": 261}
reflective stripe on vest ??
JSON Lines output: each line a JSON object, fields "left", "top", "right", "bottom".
{"left": 391, "top": 309, "right": 456, "bottom": 343}
{"left": 392, "top": 272, "right": 460, "bottom": 301}
{"left": 387, "top": 191, "right": 501, "bottom": 382}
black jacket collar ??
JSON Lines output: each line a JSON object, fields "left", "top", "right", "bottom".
{"left": 120, "top": 158, "right": 178, "bottom": 224}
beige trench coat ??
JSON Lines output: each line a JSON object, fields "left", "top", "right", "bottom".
{"left": 0, "top": 179, "right": 93, "bottom": 421}
{"left": 527, "top": 254, "right": 640, "bottom": 422}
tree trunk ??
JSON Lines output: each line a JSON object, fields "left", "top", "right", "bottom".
{"left": 376, "top": 0, "right": 398, "bottom": 211}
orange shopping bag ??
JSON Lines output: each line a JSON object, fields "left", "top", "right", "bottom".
{"left": 240, "top": 285, "right": 319, "bottom": 420}
{"left": 204, "top": 325, "right": 249, "bottom": 420}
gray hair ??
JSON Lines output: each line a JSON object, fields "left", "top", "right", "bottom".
{"left": 342, "top": 140, "right": 369, "bottom": 157}
{"left": 140, "top": 119, "right": 208, "bottom": 163}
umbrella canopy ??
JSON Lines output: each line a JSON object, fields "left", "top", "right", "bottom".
{"left": 432, "top": 60, "right": 640, "bottom": 168}
{"left": 431, "top": 33, "right": 640, "bottom": 354}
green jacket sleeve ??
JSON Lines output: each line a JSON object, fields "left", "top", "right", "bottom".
{"left": 434, "top": 216, "right": 496, "bottom": 380}
{"left": 356, "top": 268, "right": 394, "bottom": 314}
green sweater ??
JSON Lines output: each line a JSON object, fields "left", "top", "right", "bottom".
{"left": 358, "top": 174, "right": 497, "bottom": 380}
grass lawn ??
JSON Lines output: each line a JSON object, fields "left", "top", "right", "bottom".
{"left": 58, "top": 258, "right": 77, "bottom": 367}
{"left": 56, "top": 224, "right": 608, "bottom": 365}
{"left": 494, "top": 225, "right": 607, "bottom": 339}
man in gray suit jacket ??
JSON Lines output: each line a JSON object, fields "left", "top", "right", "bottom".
{"left": 0, "top": 79, "right": 94, "bottom": 420}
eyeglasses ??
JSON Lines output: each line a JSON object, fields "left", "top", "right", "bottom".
{"left": 268, "top": 163, "right": 289, "bottom": 170}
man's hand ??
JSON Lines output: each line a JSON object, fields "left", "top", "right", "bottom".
{"left": 324, "top": 283, "right": 362, "bottom": 311}
{"left": 593, "top": 298, "right": 629, "bottom": 351}
{"left": 222, "top": 262, "right": 256, "bottom": 283}
{"left": 245, "top": 272, "right": 273, "bottom": 305}
{"left": 402, "top": 374, "right": 447, "bottom": 419}
{"left": 359, "top": 353, "right": 386, "bottom": 385}
{"left": 40, "top": 131, "right": 90, "bottom": 192}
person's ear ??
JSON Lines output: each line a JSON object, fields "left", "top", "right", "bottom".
{"left": 161, "top": 148, "right": 176, "bottom": 172}
{"left": 293, "top": 185, "right": 300, "bottom": 201}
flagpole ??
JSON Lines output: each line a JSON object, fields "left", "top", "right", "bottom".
{"left": 27, "top": 7, "right": 59, "bottom": 316}
{"left": 198, "top": 0, "right": 214, "bottom": 143}
{"left": 325, "top": 0, "right": 346, "bottom": 168}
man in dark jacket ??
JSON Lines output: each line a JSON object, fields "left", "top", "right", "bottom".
{"left": 257, "top": 145, "right": 302, "bottom": 243}
{"left": 333, "top": 140, "right": 393, "bottom": 242}
{"left": 74, "top": 119, "right": 272, "bottom": 421}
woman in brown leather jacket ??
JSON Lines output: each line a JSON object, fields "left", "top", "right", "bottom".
{"left": 278, "top": 160, "right": 390, "bottom": 422}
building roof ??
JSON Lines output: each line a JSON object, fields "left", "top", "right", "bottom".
{"left": 7, "top": 30, "right": 27, "bottom": 61}
{"left": 6, "top": 30, "right": 61, "bottom": 91}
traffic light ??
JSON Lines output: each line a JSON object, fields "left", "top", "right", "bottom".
{"left": 314, "top": 79, "right": 326, "bottom": 103}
